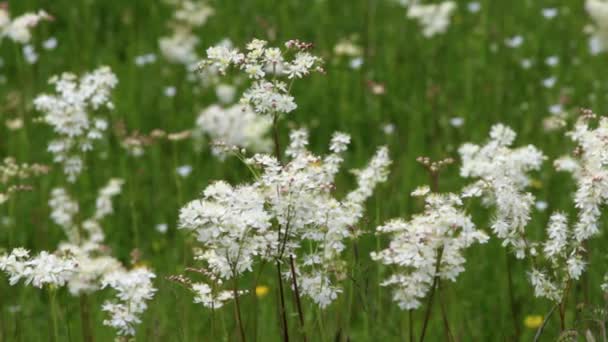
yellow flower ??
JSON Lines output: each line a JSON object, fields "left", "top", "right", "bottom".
{"left": 524, "top": 315, "right": 543, "bottom": 329}
{"left": 255, "top": 285, "right": 270, "bottom": 298}
{"left": 530, "top": 179, "right": 543, "bottom": 189}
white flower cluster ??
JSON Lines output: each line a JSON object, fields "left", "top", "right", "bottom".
{"left": 34, "top": 67, "right": 118, "bottom": 182}
{"left": 179, "top": 129, "right": 390, "bottom": 308}
{"left": 0, "top": 248, "right": 77, "bottom": 288}
{"left": 585, "top": 0, "right": 608, "bottom": 55}
{"left": 50, "top": 179, "right": 126, "bottom": 295}
{"left": 0, "top": 8, "right": 50, "bottom": 44}
{"left": 101, "top": 268, "right": 157, "bottom": 337}
{"left": 406, "top": 1, "right": 457, "bottom": 37}
{"left": 195, "top": 104, "right": 272, "bottom": 157}
{"left": 459, "top": 124, "right": 545, "bottom": 258}
{"left": 201, "top": 39, "right": 324, "bottom": 116}
{"left": 530, "top": 113, "right": 608, "bottom": 302}
{"left": 192, "top": 282, "right": 245, "bottom": 309}
{"left": 159, "top": 0, "right": 213, "bottom": 65}
{"left": 372, "top": 190, "right": 489, "bottom": 310}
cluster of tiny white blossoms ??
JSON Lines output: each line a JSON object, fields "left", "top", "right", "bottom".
{"left": 459, "top": 124, "right": 545, "bottom": 258}
{"left": 194, "top": 104, "right": 272, "bottom": 157}
{"left": 34, "top": 67, "right": 118, "bottom": 182}
{"left": 179, "top": 128, "right": 390, "bottom": 308}
{"left": 0, "top": 157, "right": 49, "bottom": 204}
{"left": 405, "top": 1, "right": 457, "bottom": 38}
{"left": 0, "top": 248, "right": 77, "bottom": 288}
{"left": 585, "top": 0, "right": 608, "bottom": 55}
{"left": 159, "top": 0, "right": 214, "bottom": 65}
{"left": 101, "top": 267, "right": 157, "bottom": 337}
{"left": 50, "top": 178, "right": 126, "bottom": 296}
{"left": 201, "top": 38, "right": 324, "bottom": 116}
{"left": 0, "top": 7, "right": 50, "bottom": 44}
{"left": 530, "top": 111, "right": 608, "bottom": 301}
{"left": 372, "top": 188, "right": 489, "bottom": 309}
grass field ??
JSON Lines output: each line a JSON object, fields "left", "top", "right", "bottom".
{"left": 1, "top": 0, "right": 608, "bottom": 341}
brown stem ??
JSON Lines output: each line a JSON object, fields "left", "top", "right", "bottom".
{"left": 232, "top": 277, "right": 246, "bottom": 342}
{"left": 79, "top": 294, "right": 94, "bottom": 342}
{"left": 438, "top": 284, "right": 454, "bottom": 342}
{"left": 276, "top": 261, "right": 290, "bottom": 342}
{"left": 419, "top": 247, "right": 444, "bottom": 342}
{"left": 289, "top": 255, "right": 307, "bottom": 341}
{"left": 533, "top": 304, "right": 558, "bottom": 342}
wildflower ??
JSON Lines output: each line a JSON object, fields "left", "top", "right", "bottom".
{"left": 524, "top": 315, "right": 544, "bottom": 329}
{"left": 407, "top": 2, "right": 457, "bottom": 37}
{"left": 0, "top": 249, "right": 77, "bottom": 288}
{"left": 101, "top": 267, "right": 157, "bottom": 337}
{"left": 0, "top": 9, "right": 50, "bottom": 44}
{"left": 195, "top": 104, "right": 272, "bottom": 157}
{"left": 34, "top": 67, "right": 118, "bottom": 182}
{"left": 542, "top": 77, "right": 556, "bottom": 88}
{"left": 42, "top": 37, "right": 57, "bottom": 50}
{"left": 467, "top": 2, "right": 481, "bottom": 13}
{"left": 372, "top": 192, "right": 489, "bottom": 309}
{"left": 460, "top": 124, "right": 545, "bottom": 258}
{"left": 585, "top": 0, "right": 608, "bottom": 54}
{"left": 505, "top": 35, "right": 524, "bottom": 48}
{"left": 255, "top": 285, "right": 270, "bottom": 298}
{"left": 449, "top": 117, "right": 464, "bottom": 127}
{"left": 541, "top": 8, "right": 558, "bottom": 19}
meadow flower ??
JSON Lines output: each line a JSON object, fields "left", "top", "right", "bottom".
{"left": 34, "top": 66, "right": 118, "bottom": 182}
{"left": 0, "top": 249, "right": 77, "bottom": 288}
{"left": 199, "top": 39, "right": 323, "bottom": 116}
{"left": 524, "top": 315, "right": 544, "bottom": 329}
{"left": 459, "top": 124, "right": 545, "bottom": 258}
{"left": 585, "top": 0, "right": 608, "bottom": 55}
{"left": 505, "top": 35, "right": 524, "bottom": 48}
{"left": 195, "top": 104, "right": 272, "bottom": 157}
{"left": 101, "top": 267, "right": 157, "bottom": 337}
{"left": 406, "top": 1, "right": 456, "bottom": 37}
{"left": 179, "top": 128, "right": 390, "bottom": 308}
{"left": 0, "top": 9, "right": 50, "bottom": 44}
{"left": 372, "top": 192, "right": 489, "bottom": 309}
{"left": 541, "top": 8, "right": 558, "bottom": 19}
{"left": 0, "top": 157, "right": 49, "bottom": 204}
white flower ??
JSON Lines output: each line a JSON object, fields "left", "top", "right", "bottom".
{"left": 407, "top": 2, "right": 457, "bottom": 37}
{"left": 459, "top": 124, "right": 545, "bottom": 258}
{"left": 0, "top": 249, "right": 77, "bottom": 288}
{"left": 505, "top": 35, "right": 524, "bottom": 48}
{"left": 586, "top": 0, "right": 608, "bottom": 54}
{"left": 1, "top": 10, "right": 50, "bottom": 44}
{"left": 372, "top": 192, "right": 488, "bottom": 310}
{"left": 541, "top": 8, "right": 558, "bottom": 19}
{"left": 34, "top": 67, "right": 118, "bottom": 182}
{"left": 102, "top": 268, "right": 157, "bottom": 337}
{"left": 195, "top": 104, "right": 272, "bottom": 156}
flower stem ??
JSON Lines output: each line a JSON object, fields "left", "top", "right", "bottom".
{"left": 232, "top": 276, "right": 246, "bottom": 342}
{"left": 419, "top": 247, "right": 444, "bottom": 342}
{"left": 289, "top": 255, "right": 307, "bottom": 341}
{"left": 276, "top": 260, "right": 290, "bottom": 342}
{"left": 49, "top": 288, "right": 60, "bottom": 342}
{"left": 79, "top": 294, "right": 94, "bottom": 342}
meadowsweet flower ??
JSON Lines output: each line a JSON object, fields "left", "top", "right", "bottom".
{"left": 505, "top": 35, "right": 524, "bottom": 48}
{"left": 407, "top": 2, "right": 457, "bottom": 37}
{"left": 179, "top": 129, "right": 390, "bottom": 308}
{"left": 195, "top": 104, "right": 272, "bottom": 156}
{"left": 585, "top": 0, "right": 608, "bottom": 55}
{"left": 42, "top": 37, "right": 57, "bottom": 50}
{"left": 459, "top": 124, "right": 545, "bottom": 258}
{"left": 372, "top": 192, "right": 488, "bottom": 309}
{"left": 541, "top": 8, "right": 558, "bottom": 19}
{"left": 34, "top": 67, "right": 118, "bottom": 182}
{"left": 200, "top": 39, "right": 323, "bottom": 116}
{"left": 101, "top": 268, "right": 157, "bottom": 337}
{"left": 0, "top": 249, "right": 77, "bottom": 288}
{"left": 0, "top": 9, "right": 50, "bottom": 44}
{"left": 0, "top": 157, "right": 49, "bottom": 204}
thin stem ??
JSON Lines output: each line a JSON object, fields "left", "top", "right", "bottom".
{"left": 272, "top": 113, "right": 281, "bottom": 163}
{"left": 505, "top": 251, "right": 520, "bottom": 339}
{"left": 79, "top": 294, "right": 94, "bottom": 342}
{"left": 232, "top": 276, "right": 246, "bottom": 342}
{"left": 49, "top": 288, "right": 60, "bottom": 342}
{"left": 438, "top": 283, "right": 454, "bottom": 342}
{"left": 276, "top": 261, "right": 290, "bottom": 342}
{"left": 409, "top": 310, "right": 415, "bottom": 342}
{"left": 419, "top": 247, "right": 444, "bottom": 342}
{"left": 533, "top": 304, "right": 558, "bottom": 342}
{"left": 289, "top": 255, "right": 307, "bottom": 342}
{"left": 558, "top": 278, "right": 572, "bottom": 331}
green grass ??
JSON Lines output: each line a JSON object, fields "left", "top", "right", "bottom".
{"left": 1, "top": 0, "right": 607, "bottom": 340}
